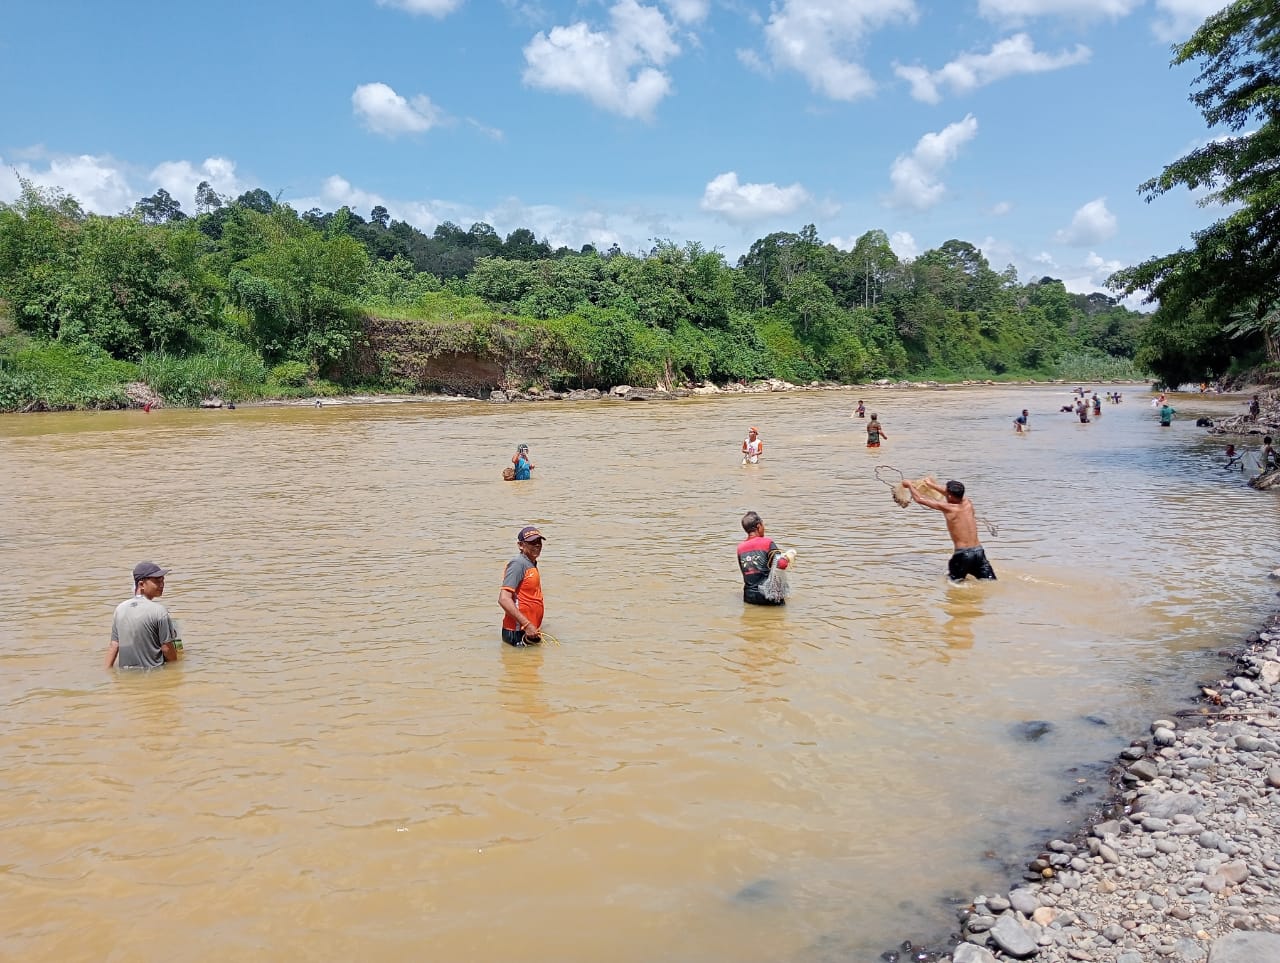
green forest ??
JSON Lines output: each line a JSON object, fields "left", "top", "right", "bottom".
{"left": 3, "top": 0, "right": 1274, "bottom": 412}
{"left": 0, "top": 181, "right": 1145, "bottom": 411}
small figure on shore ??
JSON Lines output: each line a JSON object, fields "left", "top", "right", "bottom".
{"left": 1013, "top": 409, "right": 1029, "bottom": 433}
{"left": 903, "top": 479, "right": 997, "bottom": 581}
{"left": 736, "top": 511, "right": 790, "bottom": 606}
{"left": 105, "top": 561, "right": 182, "bottom": 670}
{"left": 742, "top": 427, "right": 763, "bottom": 464}
{"left": 1249, "top": 395, "right": 1261, "bottom": 421}
{"left": 510, "top": 443, "right": 535, "bottom": 480}
{"left": 854, "top": 400, "right": 866, "bottom": 418}
{"left": 1159, "top": 402, "right": 1176, "bottom": 427}
{"left": 866, "top": 413, "right": 887, "bottom": 448}
{"left": 499, "top": 526, "right": 545, "bottom": 646}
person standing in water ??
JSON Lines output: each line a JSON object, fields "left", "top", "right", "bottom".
{"left": 1013, "top": 409, "right": 1029, "bottom": 433}
{"left": 104, "top": 561, "right": 182, "bottom": 669}
{"left": 866, "top": 413, "right": 888, "bottom": 448}
{"left": 742, "top": 427, "right": 763, "bottom": 464}
{"left": 903, "top": 479, "right": 997, "bottom": 581}
{"left": 855, "top": 400, "right": 866, "bottom": 418}
{"left": 1159, "top": 402, "right": 1176, "bottom": 427}
{"left": 736, "top": 511, "right": 790, "bottom": 606}
{"left": 499, "top": 526, "right": 545, "bottom": 646}
{"left": 510, "top": 443, "right": 535, "bottom": 480}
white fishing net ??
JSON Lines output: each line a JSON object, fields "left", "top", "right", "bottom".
{"left": 760, "top": 549, "right": 797, "bottom": 602}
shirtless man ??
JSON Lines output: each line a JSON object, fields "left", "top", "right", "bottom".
{"left": 903, "top": 478, "right": 997, "bottom": 581}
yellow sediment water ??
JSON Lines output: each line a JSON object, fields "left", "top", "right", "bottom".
{"left": 0, "top": 385, "right": 1277, "bottom": 962}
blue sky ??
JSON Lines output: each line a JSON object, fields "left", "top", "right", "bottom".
{"left": 0, "top": 0, "right": 1232, "bottom": 301}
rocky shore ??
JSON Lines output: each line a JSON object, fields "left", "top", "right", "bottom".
{"left": 898, "top": 616, "right": 1280, "bottom": 963}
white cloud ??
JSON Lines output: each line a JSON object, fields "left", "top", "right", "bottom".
{"left": 1054, "top": 197, "right": 1117, "bottom": 245}
{"left": 977, "top": 0, "right": 1141, "bottom": 23}
{"left": 991, "top": 200, "right": 1013, "bottom": 215}
{"left": 352, "top": 82, "right": 445, "bottom": 136}
{"left": 1151, "top": 0, "right": 1230, "bottom": 42}
{"left": 887, "top": 114, "right": 978, "bottom": 210}
{"left": 737, "top": 48, "right": 769, "bottom": 74}
{"left": 522, "top": 0, "right": 680, "bottom": 120}
{"left": 895, "top": 33, "right": 1089, "bottom": 103}
{"left": 149, "top": 157, "right": 244, "bottom": 209}
{"left": 761, "top": 0, "right": 917, "bottom": 101}
{"left": 0, "top": 150, "right": 136, "bottom": 214}
{"left": 700, "top": 171, "right": 812, "bottom": 223}
{"left": 376, "top": 0, "right": 463, "bottom": 17}
{"left": 890, "top": 231, "right": 919, "bottom": 259}
{"left": 664, "top": 0, "right": 709, "bottom": 23}
{"left": 466, "top": 118, "right": 506, "bottom": 141}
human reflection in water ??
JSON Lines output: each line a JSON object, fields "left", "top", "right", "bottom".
{"left": 498, "top": 641, "right": 550, "bottom": 737}
{"left": 938, "top": 580, "right": 985, "bottom": 657}
{"left": 729, "top": 607, "right": 794, "bottom": 691}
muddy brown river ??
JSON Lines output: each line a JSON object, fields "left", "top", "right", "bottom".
{"left": 2, "top": 385, "right": 1276, "bottom": 961}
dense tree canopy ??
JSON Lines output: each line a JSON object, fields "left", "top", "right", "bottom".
{"left": 0, "top": 176, "right": 1147, "bottom": 410}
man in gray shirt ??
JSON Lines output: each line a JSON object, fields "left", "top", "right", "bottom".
{"left": 105, "top": 561, "right": 181, "bottom": 669}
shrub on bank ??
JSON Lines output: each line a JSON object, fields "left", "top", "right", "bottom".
{"left": 0, "top": 341, "right": 136, "bottom": 412}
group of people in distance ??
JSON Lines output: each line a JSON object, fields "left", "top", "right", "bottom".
{"left": 105, "top": 405, "right": 999, "bottom": 668}
{"left": 851, "top": 400, "right": 888, "bottom": 448}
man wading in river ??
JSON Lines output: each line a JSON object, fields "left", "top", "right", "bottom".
{"left": 903, "top": 479, "right": 996, "bottom": 581}
{"left": 104, "top": 561, "right": 183, "bottom": 669}
{"left": 499, "top": 526, "right": 545, "bottom": 646}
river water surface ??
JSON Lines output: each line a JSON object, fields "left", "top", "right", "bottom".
{"left": 2, "top": 385, "right": 1278, "bottom": 962}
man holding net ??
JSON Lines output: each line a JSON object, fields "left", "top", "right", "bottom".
{"left": 903, "top": 479, "right": 997, "bottom": 581}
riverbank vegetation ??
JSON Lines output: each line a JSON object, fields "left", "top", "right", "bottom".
{"left": 0, "top": 185, "right": 1148, "bottom": 412}
{"left": 1110, "top": 0, "right": 1280, "bottom": 390}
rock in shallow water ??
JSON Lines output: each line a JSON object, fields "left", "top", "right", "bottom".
{"left": 1011, "top": 720, "right": 1054, "bottom": 742}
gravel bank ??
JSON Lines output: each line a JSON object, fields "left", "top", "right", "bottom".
{"left": 904, "top": 618, "right": 1280, "bottom": 963}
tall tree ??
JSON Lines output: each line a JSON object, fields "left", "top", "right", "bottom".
{"left": 1110, "top": 0, "right": 1280, "bottom": 381}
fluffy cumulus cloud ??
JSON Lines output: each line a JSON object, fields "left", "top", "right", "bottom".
{"left": 522, "top": 0, "right": 680, "bottom": 119}
{"left": 895, "top": 33, "right": 1089, "bottom": 103}
{"left": 1054, "top": 197, "right": 1117, "bottom": 245}
{"left": 762, "top": 0, "right": 917, "bottom": 101}
{"left": 0, "top": 150, "right": 136, "bottom": 214}
{"left": 991, "top": 200, "right": 1013, "bottom": 215}
{"left": 889, "top": 231, "right": 919, "bottom": 259}
{"left": 376, "top": 0, "right": 463, "bottom": 17}
{"left": 352, "top": 82, "right": 445, "bottom": 136}
{"left": 1152, "top": 0, "right": 1230, "bottom": 42}
{"left": 664, "top": 0, "right": 709, "bottom": 23}
{"left": 700, "top": 171, "right": 812, "bottom": 223}
{"left": 887, "top": 114, "right": 978, "bottom": 210}
{"left": 150, "top": 157, "right": 244, "bottom": 209}
{"left": 977, "top": 0, "right": 1140, "bottom": 23}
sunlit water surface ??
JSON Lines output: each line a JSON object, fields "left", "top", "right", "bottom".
{"left": 2, "top": 385, "right": 1277, "bottom": 962}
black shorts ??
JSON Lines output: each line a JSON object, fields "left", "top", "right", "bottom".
{"left": 501, "top": 628, "right": 541, "bottom": 646}
{"left": 948, "top": 547, "right": 996, "bottom": 581}
{"left": 743, "top": 589, "right": 785, "bottom": 606}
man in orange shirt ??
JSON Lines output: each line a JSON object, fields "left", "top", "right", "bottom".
{"left": 499, "top": 525, "right": 546, "bottom": 646}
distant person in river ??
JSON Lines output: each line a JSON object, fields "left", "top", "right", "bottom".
{"left": 854, "top": 400, "right": 866, "bottom": 418}
{"left": 1224, "top": 444, "right": 1241, "bottom": 470}
{"left": 1159, "top": 403, "right": 1176, "bottom": 427}
{"left": 1264, "top": 436, "right": 1276, "bottom": 470}
{"left": 499, "top": 526, "right": 545, "bottom": 646}
{"left": 1013, "top": 409, "right": 1029, "bottom": 433}
{"left": 510, "top": 443, "right": 535, "bottom": 480}
{"left": 742, "top": 427, "right": 763, "bottom": 464}
{"left": 1092, "top": 394, "right": 1102, "bottom": 415}
{"left": 903, "top": 479, "right": 997, "bottom": 581}
{"left": 104, "top": 561, "right": 182, "bottom": 670}
{"left": 1076, "top": 401, "right": 1090, "bottom": 424}
{"left": 737, "top": 511, "right": 790, "bottom": 606}
{"left": 866, "top": 414, "right": 887, "bottom": 448}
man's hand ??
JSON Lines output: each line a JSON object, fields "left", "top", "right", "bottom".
{"left": 523, "top": 622, "right": 541, "bottom": 641}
